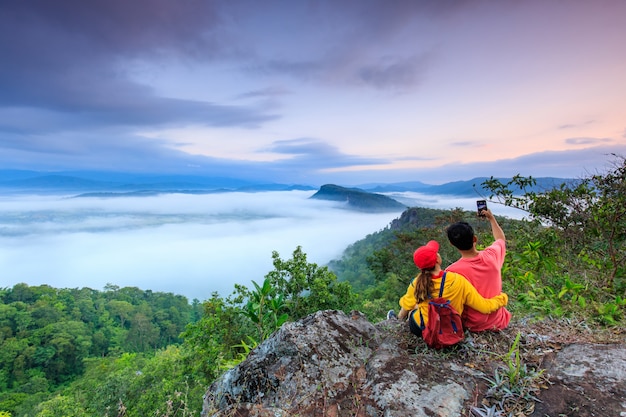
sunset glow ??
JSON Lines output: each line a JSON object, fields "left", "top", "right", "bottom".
{"left": 1, "top": 0, "right": 625, "bottom": 185}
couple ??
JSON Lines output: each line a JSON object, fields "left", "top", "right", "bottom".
{"left": 392, "top": 208, "right": 511, "bottom": 336}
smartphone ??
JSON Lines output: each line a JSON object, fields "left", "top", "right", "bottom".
{"left": 476, "top": 200, "right": 487, "bottom": 217}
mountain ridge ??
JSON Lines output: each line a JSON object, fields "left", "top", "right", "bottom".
{"left": 0, "top": 169, "right": 574, "bottom": 197}
{"left": 362, "top": 176, "right": 575, "bottom": 197}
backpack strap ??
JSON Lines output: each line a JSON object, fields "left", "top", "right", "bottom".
{"left": 438, "top": 272, "right": 447, "bottom": 298}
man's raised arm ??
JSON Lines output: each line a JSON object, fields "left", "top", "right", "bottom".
{"left": 483, "top": 209, "right": 505, "bottom": 242}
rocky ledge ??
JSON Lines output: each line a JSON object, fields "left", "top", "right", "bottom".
{"left": 202, "top": 310, "right": 626, "bottom": 417}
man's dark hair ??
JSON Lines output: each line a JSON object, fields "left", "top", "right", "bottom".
{"left": 446, "top": 221, "right": 475, "bottom": 251}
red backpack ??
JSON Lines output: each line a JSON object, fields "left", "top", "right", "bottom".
{"left": 419, "top": 272, "right": 465, "bottom": 349}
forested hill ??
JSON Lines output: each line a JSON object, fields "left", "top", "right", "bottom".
{"left": 310, "top": 184, "right": 407, "bottom": 212}
{"left": 328, "top": 206, "right": 480, "bottom": 293}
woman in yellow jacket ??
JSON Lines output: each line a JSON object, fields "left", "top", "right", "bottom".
{"left": 397, "top": 240, "right": 509, "bottom": 336}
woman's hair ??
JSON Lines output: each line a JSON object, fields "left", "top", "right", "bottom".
{"left": 413, "top": 267, "right": 436, "bottom": 303}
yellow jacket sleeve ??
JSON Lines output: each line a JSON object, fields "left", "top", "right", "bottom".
{"left": 399, "top": 278, "right": 418, "bottom": 311}
{"left": 455, "top": 273, "right": 508, "bottom": 314}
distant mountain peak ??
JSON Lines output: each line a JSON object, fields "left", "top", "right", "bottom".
{"left": 310, "top": 184, "right": 407, "bottom": 212}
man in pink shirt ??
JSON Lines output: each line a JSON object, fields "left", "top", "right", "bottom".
{"left": 445, "top": 209, "right": 511, "bottom": 332}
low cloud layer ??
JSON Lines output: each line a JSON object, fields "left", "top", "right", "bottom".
{"left": 0, "top": 192, "right": 399, "bottom": 299}
{"left": 0, "top": 190, "right": 528, "bottom": 300}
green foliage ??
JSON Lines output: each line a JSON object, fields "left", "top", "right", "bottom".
{"left": 36, "top": 348, "right": 207, "bottom": 417}
{"left": 500, "top": 333, "right": 529, "bottom": 388}
{"left": 264, "top": 246, "right": 356, "bottom": 320}
{"left": 179, "top": 293, "right": 248, "bottom": 382}
{"left": 241, "top": 278, "right": 289, "bottom": 342}
{"left": 0, "top": 393, "right": 27, "bottom": 417}
{"left": 34, "top": 394, "right": 87, "bottom": 417}
{"left": 594, "top": 296, "right": 626, "bottom": 325}
{"left": 558, "top": 277, "right": 587, "bottom": 308}
{"left": 0, "top": 284, "right": 196, "bottom": 416}
{"left": 476, "top": 333, "right": 546, "bottom": 416}
{"left": 115, "top": 346, "right": 203, "bottom": 417}
{"left": 218, "top": 337, "right": 258, "bottom": 372}
{"left": 32, "top": 320, "right": 92, "bottom": 384}
{"left": 481, "top": 155, "right": 626, "bottom": 323}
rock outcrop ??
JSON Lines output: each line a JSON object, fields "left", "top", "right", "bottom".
{"left": 202, "top": 310, "right": 626, "bottom": 417}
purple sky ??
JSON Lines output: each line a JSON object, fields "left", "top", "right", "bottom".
{"left": 1, "top": 0, "right": 625, "bottom": 185}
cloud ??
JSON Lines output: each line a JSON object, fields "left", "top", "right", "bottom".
{"left": 0, "top": 0, "right": 277, "bottom": 134}
{"left": 0, "top": 133, "right": 392, "bottom": 183}
{"left": 249, "top": 42, "right": 433, "bottom": 92}
{"left": 0, "top": 129, "right": 252, "bottom": 175}
{"left": 463, "top": 147, "right": 621, "bottom": 177}
{"left": 262, "top": 138, "right": 390, "bottom": 169}
{"left": 0, "top": 185, "right": 531, "bottom": 301}
{"left": 394, "top": 156, "right": 437, "bottom": 162}
{"left": 558, "top": 120, "right": 595, "bottom": 129}
{"left": 266, "top": 138, "right": 338, "bottom": 155}
{"left": 450, "top": 141, "right": 484, "bottom": 148}
{"left": 0, "top": 1, "right": 212, "bottom": 97}
{"left": 565, "top": 137, "right": 613, "bottom": 145}
{"left": 235, "top": 87, "right": 292, "bottom": 100}
{"left": 325, "top": 145, "right": 626, "bottom": 186}
{"left": 1, "top": 0, "right": 446, "bottom": 110}
{"left": 356, "top": 54, "right": 430, "bottom": 91}
{"left": 1, "top": 1, "right": 224, "bottom": 62}
{"left": 2, "top": 1, "right": 623, "bottom": 188}
{"left": 0, "top": 191, "right": 400, "bottom": 299}
{"left": 231, "top": 1, "right": 446, "bottom": 91}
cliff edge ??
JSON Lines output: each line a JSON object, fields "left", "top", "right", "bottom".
{"left": 202, "top": 310, "right": 626, "bottom": 417}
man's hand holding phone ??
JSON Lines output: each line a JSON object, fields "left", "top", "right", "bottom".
{"left": 476, "top": 200, "right": 487, "bottom": 217}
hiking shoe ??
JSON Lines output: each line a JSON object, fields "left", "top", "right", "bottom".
{"left": 387, "top": 309, "right": 397, "bottom": 320}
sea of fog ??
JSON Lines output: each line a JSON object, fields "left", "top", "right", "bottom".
{"left": 0, "top": 190, "right": 526, "bottom": 301}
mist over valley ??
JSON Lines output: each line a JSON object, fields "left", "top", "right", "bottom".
{"left": 0, "top": 191, "right": 399, "bottom": 300}
{"left": 0, "top": 188, "right": 527, "bottom": 301}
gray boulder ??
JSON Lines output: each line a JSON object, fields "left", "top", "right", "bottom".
{"left": 202, "top": 310, "right": 626, "bottom": 417}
